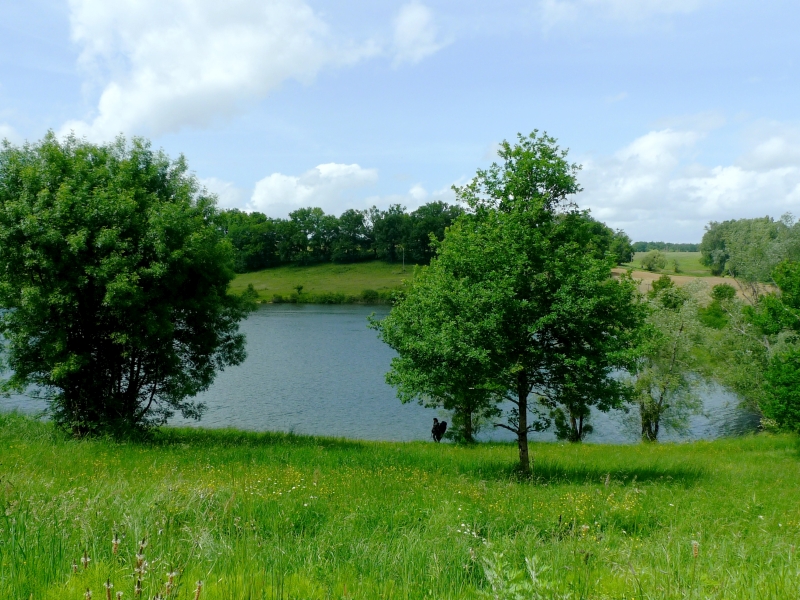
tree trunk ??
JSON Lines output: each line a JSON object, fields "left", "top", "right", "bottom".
{"left": 464, "top": 410, "right": 474, "bottom": 443}
{"left": 517, "top": 371, "right": 531, "bottom": 474}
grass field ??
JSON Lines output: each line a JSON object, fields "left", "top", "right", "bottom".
{"left": 230, "top": 261, "right": 416, "bottom": 302}
{"left": 622, "top": 252, "right": 713, "bottom": 277}
{"left": 2, "top": 412, "right": 799, "bottom": 599}
{"left": 228, "top": 254, "right": 714, "bottom": 304}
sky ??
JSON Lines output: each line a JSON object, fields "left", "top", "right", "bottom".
{"left": 1, "top": 0, "right": 798, "bottom": 242}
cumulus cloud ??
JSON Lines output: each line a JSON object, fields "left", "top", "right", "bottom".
{"left": 578, "top": 124, "right": 800, "bottom": 241}
{"left": 393, "top": 2, "right": 448, "bottom": 66}
{"left": 200, "top": 177, "right": 247, "bottom": 210}
{"left": 248, "top": 163, "right": 379, "bottom": 217}
{"left": 61, "top": 0, "right": 379, "bottom": 140}
{"left": 0, "top": 123, "right": 21, "bottom": 145}
{"left": 541, "top": 0, "right": 711, "bottom": 26}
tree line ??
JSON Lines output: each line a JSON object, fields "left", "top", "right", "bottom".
{"left": 216, "top": 202, "right": 634, "bottom": 272}
{"left": 632, "top": 241, "right": 699, "bottom": 252}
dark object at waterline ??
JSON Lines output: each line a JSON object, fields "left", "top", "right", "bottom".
{"left": 431, "top": 418, "right": 448, "bottom": 442}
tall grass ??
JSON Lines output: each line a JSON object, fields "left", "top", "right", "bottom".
{"left": 0, "top": 412, "right": 798, "bottom": 599}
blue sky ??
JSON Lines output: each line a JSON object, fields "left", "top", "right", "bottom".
{"left": 1, "top": 0, "right": 798, "bottom": 241}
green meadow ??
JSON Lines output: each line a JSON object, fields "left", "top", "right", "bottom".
{"left": 229, "top": 261, "right": 416, "bottom": 303}
{"left": 2, "top": 412, "right": 798, "bottom": 599}
{"left": 623, "top": 252, "right": 713, "bottom": 277}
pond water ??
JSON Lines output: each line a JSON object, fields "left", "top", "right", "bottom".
{"left": 0, "top": 304, "right": 760, "bottom": 443}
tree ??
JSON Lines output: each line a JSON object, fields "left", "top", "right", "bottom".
{"left": 610, "top": 229, "right": 635, "bottom": 264}
{"left": 375, "top": 132, "right": 644, "bottom": 471}
{"left": 406, "top": 201, "right": 464, "bottom": 264}
{"left": 640, "top": 250, "right": 667, "bottom": 272}
{"left": 373, "top": 204, "right": 410, "bottom": 262}
{"left": 629, "top": 279, "right": 703, "bottom": 441}
{"left": 702, "top": 260, "right": 800, "bottom": 428}
{"left": 0, "top": 134, "right": 253, "bottom": 435}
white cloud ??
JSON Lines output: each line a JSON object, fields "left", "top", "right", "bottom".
{"left": 579, "top": 124, "right": 800, "bottom": 241}
{"left": 0, "top": 123, "right": 21, "bottom": 145}
{"left": 249, "top": 163, "right": 378, "bottom": 217}
{"left": 61, "top": 0, "right": 379, "bottom": 140}
{"left": 393, "top": 2, "right": 447, "bottom": 66}
{"left": 541, "top": 0, "right": 711, "bottom": 26}
{"left": 200, "top": 177, "right": 247, "bottom": 210}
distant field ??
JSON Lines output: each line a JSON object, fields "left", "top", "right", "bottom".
{"left": 230, "top": 254, "right": 717, "bottom": 304}
{"left": 230, "top": 260, "right": 417, "bottom": 300}
{"left": 622, "top": 251, "right": 713, "bottom": 277}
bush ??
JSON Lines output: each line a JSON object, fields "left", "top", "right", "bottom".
{"left": 641, "top": 250, "right": 667, "bottom": 272}
{"left": 361, "top": 289, "right": 380, "bottom": 302}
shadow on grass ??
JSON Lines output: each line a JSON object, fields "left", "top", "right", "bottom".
{"left": 150, "top": 426, "right": 369, "bottom": 452}
{"left": 452, "top": 456, "right": 706, "bottom": 487}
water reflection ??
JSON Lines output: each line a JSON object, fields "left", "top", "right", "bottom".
{"left": 0, "top": 304, "right": 760, "bottom": 442}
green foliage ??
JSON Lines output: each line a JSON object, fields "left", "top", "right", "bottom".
{"left": 217, "top": 201, "right": 463, "bottom": 272}
{"left": 0, "top": 134, "right": 251, "bottom": 435}
{"left": 699, "top": 215, "right": 800, "bottom": 295}
{"left": 640, "top": 250, "right": 667, "bottom": 272}
{"left": 375, "top": 132, "right": 644, "bottom": 466}
{"left": 711, "top": 283, "right": 736, "bottom": 302}
{"left": 649, "top": 274, "right": 675, "bottom": 297}
{"left": 633, "top": 241, "right": 700, "bottom": 252}
{"left": 629, "top": 284, "right": 703, "bottom": 441}
{"left": 763, "top": 347, "right": 800, "bottom": 431}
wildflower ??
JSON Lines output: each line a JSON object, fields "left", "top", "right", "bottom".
{"left": 194, "top": 580, "right": 203, "bottom": 600}
{"left": 604, "top": 473, "right": 610, "bottom": 487}
{"left": 82, "top": 550, "right": 91, "bottom": 570}
{"left": 104, "top": 579, "right": 113, "bottom": 600}
{"left": 85, "top": 589, "right": 92, "bottom": 600}
{"left": 73, "top": 560, "right": 78, "bottom": 574}
{"left": 116, "top": 593, "right": 123, "bottom": 600}
{"left": 692, "top": 540, "right": 699, "bottom": 558}
{"left": 135, "top": 579, "right": 142, "bottom": 597}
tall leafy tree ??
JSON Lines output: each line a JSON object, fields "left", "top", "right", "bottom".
{"left": 375, "top": 132, "right": 644, "bottom": 471}
{"left": 0, "top": 134, "right": 253, "bottom": 435}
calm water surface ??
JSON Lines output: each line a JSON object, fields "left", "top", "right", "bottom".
{"left": 1, "top": 304, "right": 759, "bottom": 442}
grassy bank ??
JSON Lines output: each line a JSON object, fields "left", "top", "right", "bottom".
{"left": 230, "top": 261, "right": 416, "bottom": 304}
{"left": 2, "top": 413, "right": 799, "bottom": 599}
{"left": 622, "top": 252, "right": 712, "bottom": 277}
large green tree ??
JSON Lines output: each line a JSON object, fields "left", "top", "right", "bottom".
{"left": 375, "top": 132, "right": 644, "bottom": 470}
{"left": 0, "top": 134, "right": 253, "bottom": 435}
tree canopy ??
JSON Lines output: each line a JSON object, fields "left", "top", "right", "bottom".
{"left": 0, "top": 133, "right": 253, "bottom": 435}
{"left": 374, "top": 132, "right": 644, "bottom": 470}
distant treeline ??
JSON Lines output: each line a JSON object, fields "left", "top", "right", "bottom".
{"left": 632, "top": 241, "right": 700, "bottom": 252}
{"left": 218, "top": 203, "right": 634, "bottom": 273}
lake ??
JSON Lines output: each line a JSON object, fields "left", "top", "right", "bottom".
{"left": 0, "top": 304, "right": 760, "bottom": 442}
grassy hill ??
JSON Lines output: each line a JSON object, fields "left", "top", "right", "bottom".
{"left": 2, "top": 412, "right": 798, "bottom": 599}
{"left": 623, "top": 251, "right": 713, "bottom": 277}
{"left": 230, "top": 260, "right": 416, "bottom": 302}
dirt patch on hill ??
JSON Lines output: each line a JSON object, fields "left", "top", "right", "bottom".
{"left": 611, "top": 269, "right": 772, "bottom": 298}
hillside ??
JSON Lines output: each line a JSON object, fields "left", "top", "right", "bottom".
{"left": 229, "top": 260, "right": 417, "bottom": 302}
